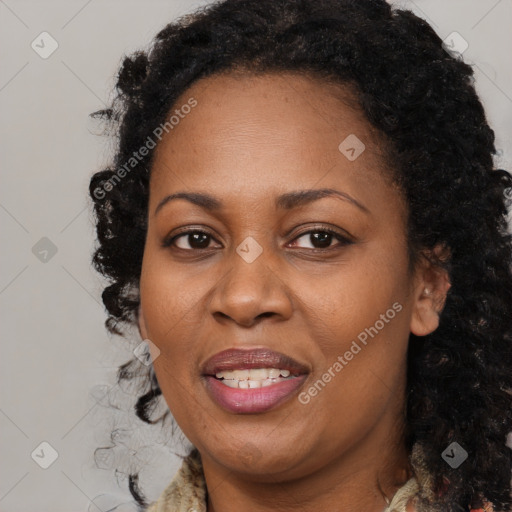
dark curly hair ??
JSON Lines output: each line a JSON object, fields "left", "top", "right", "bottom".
{"left": 88, "top": 0, "right": 512, "bottom": 510}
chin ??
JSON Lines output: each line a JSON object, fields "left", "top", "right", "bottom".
{"left": 201, "top": 438, "right": 313, "bottom": 481}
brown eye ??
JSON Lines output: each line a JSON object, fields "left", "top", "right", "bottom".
{"left": 163, "top": 230, "right": 220, "bottom": 250}
{"left": 289, "top": 228, "right": 352, "bottom": 250}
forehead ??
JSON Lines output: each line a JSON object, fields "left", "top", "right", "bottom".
{"left": 156, "top": 71, "right": 378, "bottom": 150}
{"left": 149, "top": 70, "right": 401, "bottom": 212}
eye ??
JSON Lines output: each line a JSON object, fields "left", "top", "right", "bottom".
{"left": 162, "top": 226, "right": 352, "bottom": 252}
{"left": 288, "top": 227, "right": 352, "bottom": 250}
{"left": 163, "top": 229, "right": 221, "bottom": 250}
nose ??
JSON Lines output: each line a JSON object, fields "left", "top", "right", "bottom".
{"left": 207, "top": 244, "right": 293, "bottom": 328}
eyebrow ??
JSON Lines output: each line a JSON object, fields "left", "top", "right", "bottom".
{"left": 154, "top": 188, "right": 370, "bottom": 216}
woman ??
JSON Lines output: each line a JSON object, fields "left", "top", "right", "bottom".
{"left": 89, "top": 0, "right": 512, "bottom": 511}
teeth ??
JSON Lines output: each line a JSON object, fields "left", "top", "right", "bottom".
{"left": 221, "top": 378, "right": 280, "bottom": 389}
{"left": 222, "top": 379, "right": 240, "bottom": 388}
{"left": 249, "top": 368, "right": 269, "bottom": 380}
{"left": 214, "top": 367, "right": 297, "bottom": 389}
{"left": 215, "top": 367, "right": 294, "bottom": 381}
{"left": 232, "top": 369, "right": 250, "bottom": 380}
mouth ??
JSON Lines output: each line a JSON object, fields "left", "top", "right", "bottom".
{"left": 201, "top": 348, "right": 309, "bottom": 414}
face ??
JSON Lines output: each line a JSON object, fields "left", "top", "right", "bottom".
{"left": 138, "top": 71, "right": 448, "bottom": 482}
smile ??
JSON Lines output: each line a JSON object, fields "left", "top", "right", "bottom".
{"left": 201, "top": 348, "right": 309, "bottom": 413}
{"left": 215, "top": 367, "right": 294, "bottom": 388}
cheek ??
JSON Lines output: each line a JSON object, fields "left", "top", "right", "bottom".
{"left": 291, "top": 251, "right": 411, "bottom": 419}
{"left": 138, "top": 267, "right": 200, "bottom": 403}
{"left": 296, "top": 270, "right": 410, "bottom": 424}
{"left": 297, "top": 254, "right": 408, "bottom": 349}
{"left": 151, "top": 357, "right": 209, "bottom": 443}
{"left": 139, "top": 250, "right": 210, "bottom": 338}
{"left": 140, "top": 264, "right": 202, "bottom": 419}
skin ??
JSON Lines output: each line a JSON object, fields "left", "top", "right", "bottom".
{"left": 138, "top": 71, "right": 451, "bottom": 512}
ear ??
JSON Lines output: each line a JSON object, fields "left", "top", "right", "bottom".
{"left": 137, "top": 305, "right": 148, "bottom": 340}
{"left": 410, "top": 245, "right": 452, "bottom": 337}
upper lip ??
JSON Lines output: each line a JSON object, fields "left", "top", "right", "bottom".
{"left": 201, "top": 348, "right": 310, "bottom": 376}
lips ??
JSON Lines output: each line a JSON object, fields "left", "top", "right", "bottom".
{"left": 201, "top": 348, "right": 310, "bottom": 414}
{"left": 201, "top": 347, "right": 309, "bottom": 376}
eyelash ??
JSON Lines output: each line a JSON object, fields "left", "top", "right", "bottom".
{"left": 162, "top": 225, "right": 353, "bottom": 252}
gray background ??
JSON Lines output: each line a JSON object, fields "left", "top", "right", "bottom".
{"left": 1, "top": 1, "right": 511, "bottom": 511}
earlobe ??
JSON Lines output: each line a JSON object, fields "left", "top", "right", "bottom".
{"left": 410, "top": 248, "right": 452, "bottom": 337}
{"left": 410, "top": 287, "right": 443, "bottom": 336}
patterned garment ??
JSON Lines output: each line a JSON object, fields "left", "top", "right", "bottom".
{"left": 144, "top": 447, "right": 493, "bottom": 512}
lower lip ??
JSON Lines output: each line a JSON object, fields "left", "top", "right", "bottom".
{"left": 203, "top": 375, "right": 307, "bottom": 414}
